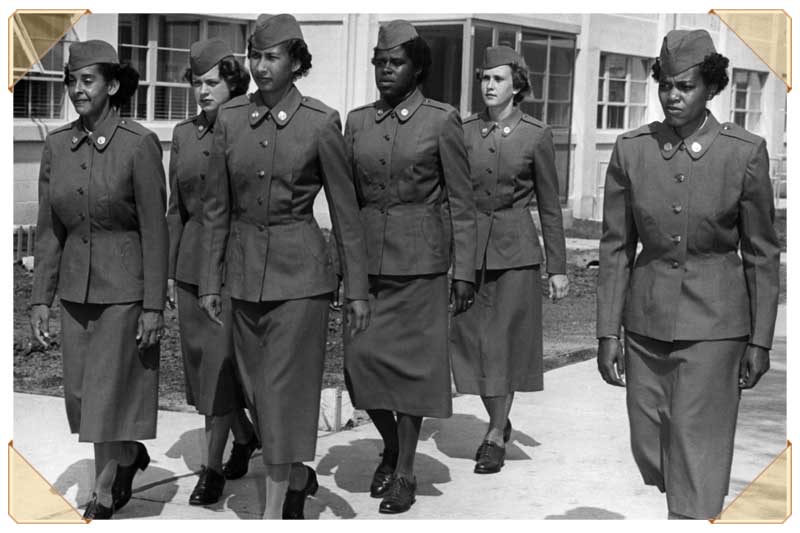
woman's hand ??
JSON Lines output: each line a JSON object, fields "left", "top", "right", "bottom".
{"left": 597, "top": 337, "right": 626, "bottom": 387}
{"left": 739, "top": 344, "right": 770, "bottom": 389}
{"left": 450, "top": 280, "right": 475, "bottom": 315}
{"left": 137, "top": 309, "right": 164, "bottom": 350}
{"left": 548, "top": 273, "right": 569, "bottom": 300}
{"left": 29, "top": 304, "right": 51, "bottom": 348}
{"left": 199, "top": 294, "right": 223, "bottom": 326}
{"left": 166, "top": 279, "right": 177, "bottom": 310}
{"left": 345, "top": 299, "right": 370, "bottom": 336}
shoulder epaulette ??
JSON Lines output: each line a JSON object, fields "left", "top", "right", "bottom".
{"left": 48, "top": 122, "right": 74, "bottom": 135}
{"left": 520, "top": 114, "right": 546, "bottom": 128}
{"left": 621, "top": 122, "right": 659, "bottom": 139}
{"left": 462, "top": 113, "right": 480, "bottom": 124}
{"left": 719, "top": 122, "right": 761, "bottom": 144}
{"left": 117, "top": 118, "right": 150, "bottom": 136}
{"left": 299, "top": 96, "right": 331, "bottom": 114}
{"left": 174, "top": 115, "right": 198, "bottom": 128}
{"left": 421, "top": 98, "right": 453, "bottom": 113}
{"left": 222, "top": 94, "right": 250, "bottom": 109}
{"left": 349, "top": 101, "right": 376, "bottom": 114}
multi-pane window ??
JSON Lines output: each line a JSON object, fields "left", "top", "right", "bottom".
{"left": 731, "top": 68, "right": 767, "bottom": 131}
{"left": 13, "top": 37, "right": 70, "bottom": 119}
{"left": 596, "top": 53, "right": 649, "bottom": 130}
{"left": 520, "top": 32, "right": 575, "bottom": 128}
{"left": 118, "top": 13, "right": 249, "bottom": 121}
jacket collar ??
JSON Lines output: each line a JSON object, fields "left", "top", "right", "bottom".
{"left": 656, "top": 110, "right": 721, "bottom": 160}
{"left": 374, "top": 87, "right": 424, "bottom": 123}
{"left": 194, "top": 112, "right": 214, "bottom": 139}
{"left": 69, "top": 108, "right": 122, "bottom": 152}
{"left": 248, "top": 85, "right": 303, "bottom": 128}
{"left": 477, "top": 106, "right": 523, "bottom": 138}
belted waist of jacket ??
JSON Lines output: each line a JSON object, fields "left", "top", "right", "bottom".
{"left": 231, "top": 210, "right": 315, "bottom": 229}
{"left": 474, "top": 192, "right": 516, "bottom": 214}
{"left": 359, "top": 200, "right": 452, "bottom": 276}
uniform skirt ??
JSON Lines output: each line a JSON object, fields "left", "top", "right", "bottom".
{"left": 450, "top": 265, "right": 543, "bottom": 396}
{"left": 231, "top": 295, "right": 330, "bottom": 464}
{"left": 345, "top": 274, "right": 452, "bottom": 418}
{"left": 176, "top": 282, "right": 242, "bottom": 416}
{"left": 60, "top": 300, "right": 159, "bottom": 443}
{"left": 625, "top": 331, "right": 746, "bottom": 519}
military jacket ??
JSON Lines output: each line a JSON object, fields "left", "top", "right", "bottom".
{"left": 463, "top": 108, "right": 566, "bottom": 272}
{"left": 200, "top": 85, "right": 368, "bottom": 302}
{"left": 597, "top": 112, "right": 780, "bottom": 348}
{"left": 31, "top": 110, "right": 168, "bottom": 310}
{"left": 167, "top": 113, "right": 214, "bottom": 285}
{"left": 345, "top": 88, "right": 476, "bottom": 281}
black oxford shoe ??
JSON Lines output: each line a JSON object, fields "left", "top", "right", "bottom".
{"left": 282, "top": 465, "right": 319, "bottom": 519}
{"left": 222, "top": 434, "right": 261, "bottom": 480}
{"left": 84, "top": 493, "right": 113, "bottom": 520}
{"left": 474, "top": 440, "right": 505, "bottom": 474}
{"left": 370, "top": 450, "right": 398, "bottom": 498}
{"left": 474, "top": 420, "right": 512, "bottom": 461}
{"left": 112, "top": 442, "right": 150, "bottom": 511}
{"left": 189, "top": 466, "right": 226, "bottom": 505}
{"left": 378, "top": 475, "right": 416, "bottom": 514}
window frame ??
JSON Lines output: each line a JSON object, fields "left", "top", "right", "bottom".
{"left": 730, "top": 67, "right": 767, "bottom": 132}
{"left": 596, "top": 52, "right": 650, "bottom": 131}
{"left": 13, "top": 30, "right": 77, "bottom": 120}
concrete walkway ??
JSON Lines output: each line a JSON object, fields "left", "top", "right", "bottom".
{"left": 12, "top": 304, "right": 786, "bottom": 520}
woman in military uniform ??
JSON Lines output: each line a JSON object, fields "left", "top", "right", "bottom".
{"left": 29, "top": 40, "right": 168, "bottom": 519}
{"left": 344, "top": 20, "right": 476, "bottom": 514}
{"left": 450, "top": 46, "right": 568, "bottom": 475}
{"left": 198, "top": 14, "right": 369, "bottom": 520}
{"left": 167, "top": 38, "right": 259, "bottom": 506}
{"left": 596, "top": 29, "right": 780, "bottom": 519}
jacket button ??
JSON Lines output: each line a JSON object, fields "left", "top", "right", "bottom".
{"left": 486, "top": 168, "right": 493, "bottom": 174}
{"left": 79, "top": 213, "right": 86, "bottom": 221}
{"left": 675, "top": 174, "right": 685, "bottom": 183}
{"left": 80, "top": 162, "right": 87, "bottom": 169}
{"left": 258, "top": 224, "right": 265, "bottom": 232}
{"left": 257, "top": 197, "right": 264, "bottom": 205}
{"left": 257, "top": 170, "right": 265, "bottom": 178}
{"left": 489, "top": 147, "right": 496, "bottom": 153}
{"left": 672, "top": 204, "right": 682, "bottom": 213}
{"left": 203, "top": 150, "right": 210, "bottom": 156}
{"left": 678, "top": 144, "right": 686, "bottom": 151}
{"left": 379, "top": 183, "right": 386, "bottom": 189}
{"left": 671, "top": 234, "right": 682, "bottom": 244}
{"left": 82, "top": 236, "right": 88, "bottom": 244}
{"left": 485, "top": 190, "right": 491, "bottom": 196}
{"left": 77, "top": 187, "right": 84, "bottom": 195}
{"left": 379, "top": 158, "right": 386, "bottom": 165}
{"left": 671, "top": 260, "right": 680, "bottom": 269}
{"left": 261, "top": 139, "right": 269, "bottom": 147}
{"left": 200, "top": 174, "right": 205, "bottom": 181}
{"left": 384, "top": 134, "right": 391, "bottom": 141}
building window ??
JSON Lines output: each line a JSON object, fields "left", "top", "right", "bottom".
{"left": 520, "top": 32, "right": 576, "bottom": 128}
{"left": 13, "top": 37, "right": 70, "bottom": 119}
{"left": 118, "top": 13, "right": 249, "bottom": 122}
{"left": 596, "top": 53, "right": 649, "bottom": 130}
{"left": 731, "top": 68, "right": 767, "bottom": 131}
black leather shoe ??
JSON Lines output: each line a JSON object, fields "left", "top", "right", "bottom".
{"left": 189, "top": 466, "right": 226, "bottom": 505}
{"left": 474, "top": 440, "right": 505, "bottom": 474}
{"left": 84, "top": 493, "right": 113, "bottom": 520}
{"left": 370, "top": 449, "right": 398, "bottom": 498}
{"left": 474, "top": 420, "right": 512, "bottom": 461}
{"left": 112, "top": 442, "right": 150, "bottom": 511}
{"left": 222, "top": 434, "right": 261, "bottom": 480}
{"left": 378, "top": 475, "right": 416, "bottom": 514}
{"left": 282, "top": 465, "right": 319, "bottom": 519}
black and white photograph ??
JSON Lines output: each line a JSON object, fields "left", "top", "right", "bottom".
{"left": 6, "top": 0, "right": 793, "bottom": 524}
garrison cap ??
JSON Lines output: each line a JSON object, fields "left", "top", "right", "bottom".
{"left": 67, "top": 40, "right": 118, "bottom": 70}
{"left": 190, "top": 38, "right": 232, "bottom": 75}
{"left": 376, "top": 20, "right": 418, "bottom": 50}
{"left": 481, "top": 45, "right": 526, "bottom": 69}
{"left": 659, "top": 29, "right": 717, "bottom": 76}
{"left": 249, "top": 14, "right": 304, "bottom": 50}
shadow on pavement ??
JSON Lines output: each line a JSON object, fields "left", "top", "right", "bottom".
{"left": 316, "top": 438, "right": 450, "bottom": 497}
{"left": 51, "top": 458, "right": 94, "bottom": 509}
{"left": 544, "top": 506, "right": 626, "bottom": 519}
{"left": 164, "top": 427, "right": 208, "bottom": 472}
{"left": 304, "top": 484, "right": 357, "bottom": 519}
{"left": 419, "top": 414, "right": 540, "bottom": 461}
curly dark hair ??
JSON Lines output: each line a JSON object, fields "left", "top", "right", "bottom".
{"left": 182, "top": 56, "right": 251, "bottom": 97}
{"left": 651, "top": 52, "right": 730, "bottom": 96}
{"left": 63, "top": 63, "right": 140, "bottom": 109}
{"left": 475, "top": 61, "right": 532, "bottom": 105}
{"left": 247, "top": 38, "right": 312, "bottom": 81}
{"left": 398, "top": 36, "right": 432, "bottom": 84}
